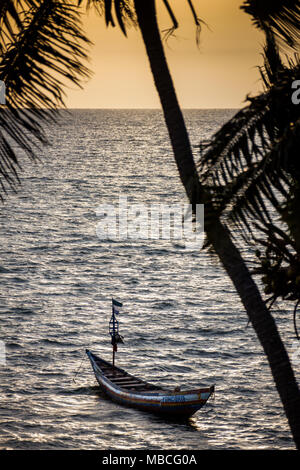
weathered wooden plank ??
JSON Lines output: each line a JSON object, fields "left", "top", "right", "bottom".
{"left": 113, "top": 380, "right": 144, "bottom": 386}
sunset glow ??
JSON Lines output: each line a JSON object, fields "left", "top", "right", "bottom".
{"left": 66, "top": 0, "right": 264, "bottom": 109}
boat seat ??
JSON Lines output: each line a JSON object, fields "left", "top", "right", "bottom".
{"left": 108, "top": 376, "right": 138, "bottom": 381}
{"left": 104, "top": 372, "right": 125, "bottom": 376}
{"left": 106, "top": 377, "right": 131, "bottom": 382}
{"left": 119, "top": 383, "right": 150, "bottom": 389}
{"left": 112, "top": 380, "right": 143, "bottom": 386}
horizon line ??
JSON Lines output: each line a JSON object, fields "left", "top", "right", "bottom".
{"left": 63, "top": 107, "right": 240, "bottom": 110}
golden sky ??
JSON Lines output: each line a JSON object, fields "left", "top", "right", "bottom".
{"left": 65, "top": 0, "right": 265, "bottom": 109}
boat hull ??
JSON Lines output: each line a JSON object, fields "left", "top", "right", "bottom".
{"left": 86, "top": 350, "right": 214, "bottom": 418}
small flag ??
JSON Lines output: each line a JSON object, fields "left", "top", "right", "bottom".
{"left": 112, "top": 298, "right": 123, "bottom": 315}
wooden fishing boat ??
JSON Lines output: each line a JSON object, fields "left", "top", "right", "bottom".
{"left": 86, "top": 299, "right": 214, "bottom": 418}
{"left": 86, "top": 349, "right": 214, "bottom": 418}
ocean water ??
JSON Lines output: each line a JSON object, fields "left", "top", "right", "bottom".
{"left": 0, "top": 109, "right": 298, "bottom": 450}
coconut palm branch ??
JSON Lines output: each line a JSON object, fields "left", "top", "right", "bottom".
{"left": 80, "top": 0, "right": 203, "bottom": 39}
{"left": 0, "top": 0, "right": 22, "bottom": 54}
{"left": 0, "top": 0, "right": 91, "bottom": 199}
{"left": 241, "top": 0, "right": 300, "bottom": 48}
{"left": 87, "top": 0, "right": 300, "bottom": 447}
{"left": 196, "top": 8, "right": 300, "bottom": 330}
{"left": 197, "top": 33, "right": 300, "bottom": 237}
{"left": 78, "top": 0, "right": 137, "bottom": 35}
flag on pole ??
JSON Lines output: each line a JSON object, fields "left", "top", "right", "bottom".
{"left": 112, "top": 298, "right": 123, "bottom": 315}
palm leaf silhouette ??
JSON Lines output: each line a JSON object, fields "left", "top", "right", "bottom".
{"left": 197, "top": 31, "right": 300, "bottom": 237}
{"left": 196, "top": 3, "right": 300, "bottom": 323}
{"left": 241, "top": 0, "right": 300, "bottom": 48}
{"left": 80, "top": 0, "right": 137, "bottom": 34}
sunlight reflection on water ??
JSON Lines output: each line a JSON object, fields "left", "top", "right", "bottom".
{"left": 0, "top": 110, "right": 297, "bottom": 450}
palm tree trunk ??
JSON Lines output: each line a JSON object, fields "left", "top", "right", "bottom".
{"left": 134, "top": 0, "right": 300, "bottom": 448}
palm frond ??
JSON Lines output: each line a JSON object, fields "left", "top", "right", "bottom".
{"left": 219, "top": 131, "right": 295, "bottom": 231}
{"left": 161, "top": 0, "right": 207, "bottom": 45}
{"left": 0, "top": 1, "right": 20, "bottom": 50}
{"left": 81, "top": 0, "right": 136, "bottom": 35}
{"left": 161, "top": 0, "right": 178, "bottom": 41}
{"left": 241, "top": 0, "right": 300, "bottom": 48}
{"left": 259, "top": 30, "right": 284, "bottom": 87}
{"left": 0, "top": 0, "right": 92, "bottom": 198}
{"left": 197, "top": 61, "right": 300, "bottom": 236}
{"left": 197, "top": 93, "right": 273, "bottom": 185}
{"left": 187, "top": 0, "right": 207, "bottom": 46}
{"left": 1, "top": 0, "right": 91, "bottom": 110}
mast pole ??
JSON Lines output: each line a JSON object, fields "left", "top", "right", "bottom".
{"left": 112, "top": 309, "right": 116, "bottom": 368}
{"left": 109, "top": 299, "right": 124, "bottom": 370}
